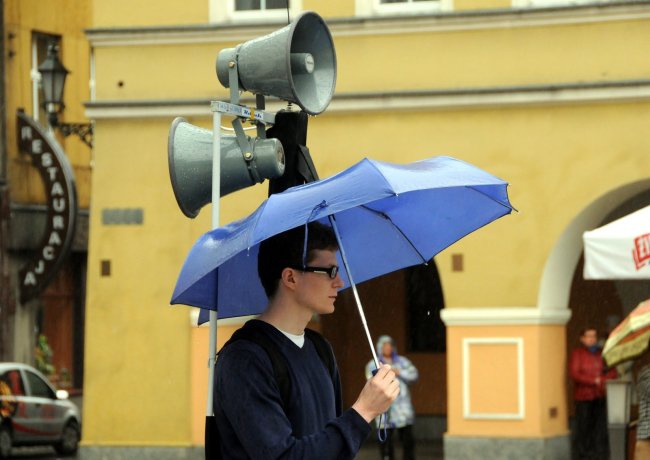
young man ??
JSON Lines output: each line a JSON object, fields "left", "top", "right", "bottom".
{"left": 569, "top": 327, "right": 616, "bottom": 460}
{"left": 214, "top": 222, "right": 400, "bottom": 459}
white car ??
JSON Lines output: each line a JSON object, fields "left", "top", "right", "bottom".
{"left": 0, "top": 363, "right": 81, "bottom": 458}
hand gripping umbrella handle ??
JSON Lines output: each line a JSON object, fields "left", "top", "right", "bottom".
{"left": 328, "top": 215, "right": 380, "bottom": 369}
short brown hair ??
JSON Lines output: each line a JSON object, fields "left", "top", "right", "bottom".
{"left": 257, "top": 222, "right": 338, "bottom": 298}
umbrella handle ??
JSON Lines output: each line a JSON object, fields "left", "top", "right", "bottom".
{"left": 328, "top": 215, "right": 380, "bottom": 369}
{"left": 377, "top": 413, "right": 389, "bottom": 443}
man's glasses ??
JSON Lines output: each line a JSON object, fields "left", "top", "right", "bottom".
{"left": 290, "top": 265, "right": 340, "bottom": 279}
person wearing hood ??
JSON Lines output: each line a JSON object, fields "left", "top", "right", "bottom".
{"left": 569, "top": 327, "right": 617, "bottom": 460}
{"left": 365, "top": 335, "right": 419, "bottom": 460}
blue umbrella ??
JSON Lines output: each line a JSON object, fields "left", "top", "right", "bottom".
{"left": 172, "top": 155, "right": 514, "bottom": 365}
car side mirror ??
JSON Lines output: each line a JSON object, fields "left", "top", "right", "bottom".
{"left": 56, "top": 389, "right": 69, "bottom": 400}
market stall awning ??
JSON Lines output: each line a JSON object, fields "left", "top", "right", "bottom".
{"left": 583, "top": 205, "right": 650, "bottom": 279}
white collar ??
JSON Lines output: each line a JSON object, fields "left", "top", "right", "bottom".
{"left": 278, "top": 328, "right": 305, "bottom": 348}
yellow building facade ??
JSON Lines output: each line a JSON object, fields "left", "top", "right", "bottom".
{"left": 81, "top": 0, "right": 650, "bottom": 458}
{"left": 2, "top": 0, "right": 91, "bottom": 396}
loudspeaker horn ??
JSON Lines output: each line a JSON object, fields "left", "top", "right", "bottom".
{"left": 168, "top": 117, "right": 285, "bottom": 218}
{"left": 216, "top": 11, "right": 337, "bottom": 115}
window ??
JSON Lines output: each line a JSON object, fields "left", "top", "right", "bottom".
{"left": 235, "top": 0, "right": 287, "bottom": 11}
{"left": 25, "top": 371, "right": 55, "bottom": 399}
{"left": 356, "top": 0, "right": 451, "bottom": 17}
{"left": 0, "top": 370, "right": 25, "bottom": 396}
{"left": 210, "top": 0, "right": 302, "bottom": 23}
{"left": 512, "top": 0, "right": 611, "bottom": 7}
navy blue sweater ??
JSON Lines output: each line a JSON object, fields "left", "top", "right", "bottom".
{"left": 214, "top": 320, "right": 370, "bottom": 459}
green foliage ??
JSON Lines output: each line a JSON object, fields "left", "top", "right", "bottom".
{"left": 34, "top": 334, "right": 56, "bottom": 376}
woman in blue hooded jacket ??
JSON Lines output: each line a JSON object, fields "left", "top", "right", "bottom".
{"left": 365, "top": 335, "right": 419, "bottom": 460}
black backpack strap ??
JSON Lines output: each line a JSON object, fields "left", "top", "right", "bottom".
{"left": 305, "top": 328, "right": 336, "bottom": 379}
{"left": 219, "top": 323, "right": 291, "bottom": 411}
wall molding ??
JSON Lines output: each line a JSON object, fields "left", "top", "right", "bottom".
{"left": 85, "top": 2, "right": 650, "bottom": 47}
{"left": 441, "top": 307, "right": 571, "bottom": 326}
{"left": 84, "top": 79, "right": 650, "bottom": 120}
{"left": 462, "top": 337, "right": 525, "bottom": 420}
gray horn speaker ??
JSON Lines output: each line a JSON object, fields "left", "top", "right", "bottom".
{"left": 168, "top": 117, "right": 285, "bottom": 218}
{"left": 216, "top": 11, "right": 337, "bottom": 115}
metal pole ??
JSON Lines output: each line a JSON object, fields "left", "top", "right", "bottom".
{"left": 328, "top": 215, "right": 380, "bottom": 369}
{"left": 206, "top": 110, "right": 222, "bottom": 416}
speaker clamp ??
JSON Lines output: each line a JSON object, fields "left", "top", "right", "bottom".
{"left": 232, "top": 117, "right": 262, "bottom": 184}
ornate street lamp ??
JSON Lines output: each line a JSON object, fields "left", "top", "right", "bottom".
{"left": 38, "top": 43, "right": 93, "bottom": 148}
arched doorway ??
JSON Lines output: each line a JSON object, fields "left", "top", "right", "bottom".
{"left": 566, "top": 191, "right": 650, "bottom": 421}
{"left": 539, "top": 181, "right": 650, "bottom": 421}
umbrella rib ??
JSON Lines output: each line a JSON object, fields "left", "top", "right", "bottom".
{"left": 466, "top": 185, "right": 516, "bottom": 212}
{"left": 359, "top": 205, "right": 428, "bottom": 265}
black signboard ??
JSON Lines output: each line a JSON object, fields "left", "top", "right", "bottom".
{"left": 16, "top": 110, "right": 77, "bottom": 303}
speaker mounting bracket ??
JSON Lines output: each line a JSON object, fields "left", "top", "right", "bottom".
{"left": 228, "top": 58, "right": 240, "bottom": 105}
{"left": 231, "top": 117, "right": 262, "bottom": 184}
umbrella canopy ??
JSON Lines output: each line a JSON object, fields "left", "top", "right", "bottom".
{"left": 583, "top": 205, "right": 650, "bottom": 280}
{"left": 603, "top": 298, "right": 650, "bottom": 367}
{"left": 171, "top": 155, "right": 513, "bottom": 317}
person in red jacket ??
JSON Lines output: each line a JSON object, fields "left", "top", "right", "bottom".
{"left": 570, "top": 327, "right": 617, "bottom": 460}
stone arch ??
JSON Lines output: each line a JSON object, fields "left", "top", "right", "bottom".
{"left": 538, "top": 178, "right": 650, "bottom": 314}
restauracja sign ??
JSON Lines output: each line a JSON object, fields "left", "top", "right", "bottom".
{"left": 16, "top": 110, "right": 77, "bottom": 303}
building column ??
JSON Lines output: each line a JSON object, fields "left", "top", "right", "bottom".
{"left": 441, "top": 307, "right": 572, "bottom": 460}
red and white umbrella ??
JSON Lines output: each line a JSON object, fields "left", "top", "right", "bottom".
{"left": 602, "top": 299, "right": 650, "bottom": 367}
{"left": 583, "top": 205, "right": 650, "bottom": 280}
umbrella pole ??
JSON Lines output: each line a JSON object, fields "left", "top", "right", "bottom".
{"left": 328, "top": 215, "right": 380, "bottom": 369}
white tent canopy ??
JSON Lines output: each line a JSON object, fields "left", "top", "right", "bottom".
{"left": 583, "top": 205, "right": 650, "bottom": 279}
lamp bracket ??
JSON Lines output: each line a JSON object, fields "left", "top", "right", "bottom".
{"left": 57, "top": 122, "right": 94, "bottom": 149}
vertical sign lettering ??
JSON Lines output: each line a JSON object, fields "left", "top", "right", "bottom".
{"left": 16, "top": 110, "right": 77, "bottom": 302}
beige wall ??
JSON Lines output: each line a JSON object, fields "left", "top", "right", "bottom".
{"left": 92, "top": 0, "right": 208, "bottom": 28}
{"left": 4, "top": 0, "right": 92, "bottom": 207}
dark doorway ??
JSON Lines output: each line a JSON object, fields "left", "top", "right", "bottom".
{"left": 320, "top": 260, "right": 447, "bottom": 417}
{"left": 39, "top": 252, "right": 86, "bottom": 390}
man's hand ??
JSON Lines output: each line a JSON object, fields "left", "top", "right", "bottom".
{"left": 352, "top": 364, "right": 400, "bottom": 423}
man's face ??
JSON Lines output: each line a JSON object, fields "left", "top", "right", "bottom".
{"left": 293, "top": 248, "right": 343, "bottom": 315}
{"left": 580, "top": 329, "right": 598, "bottom": 348}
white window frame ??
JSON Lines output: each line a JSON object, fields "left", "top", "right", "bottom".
{"left": 209, "top": 0, "right": 302, "bottom": 24}
{"left": 356, "top": 0, "right": 452, "bottom": 17}
{"left": 512, "top": 0, "right": 611, "bottom": 7}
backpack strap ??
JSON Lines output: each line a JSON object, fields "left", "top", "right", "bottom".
{"left": 220, "top": 323, "right": 292, "bottom": 411}
{"left": 305, "top": 328, "right": 336, "bottom": 379}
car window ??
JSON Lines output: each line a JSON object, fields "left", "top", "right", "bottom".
{"left": 0, "top": 369, "right": 25, "bottom": 396}
{"left": 25, "top": 371, "right": 55, "bottom": 399}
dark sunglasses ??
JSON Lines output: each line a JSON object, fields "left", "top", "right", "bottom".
{"left": 290, "top": 265, "right": 340, "bottom": 279}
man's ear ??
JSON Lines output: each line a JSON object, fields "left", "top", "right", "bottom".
{"left": 280, "top": 267, "right": 298, "bottom": 291}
